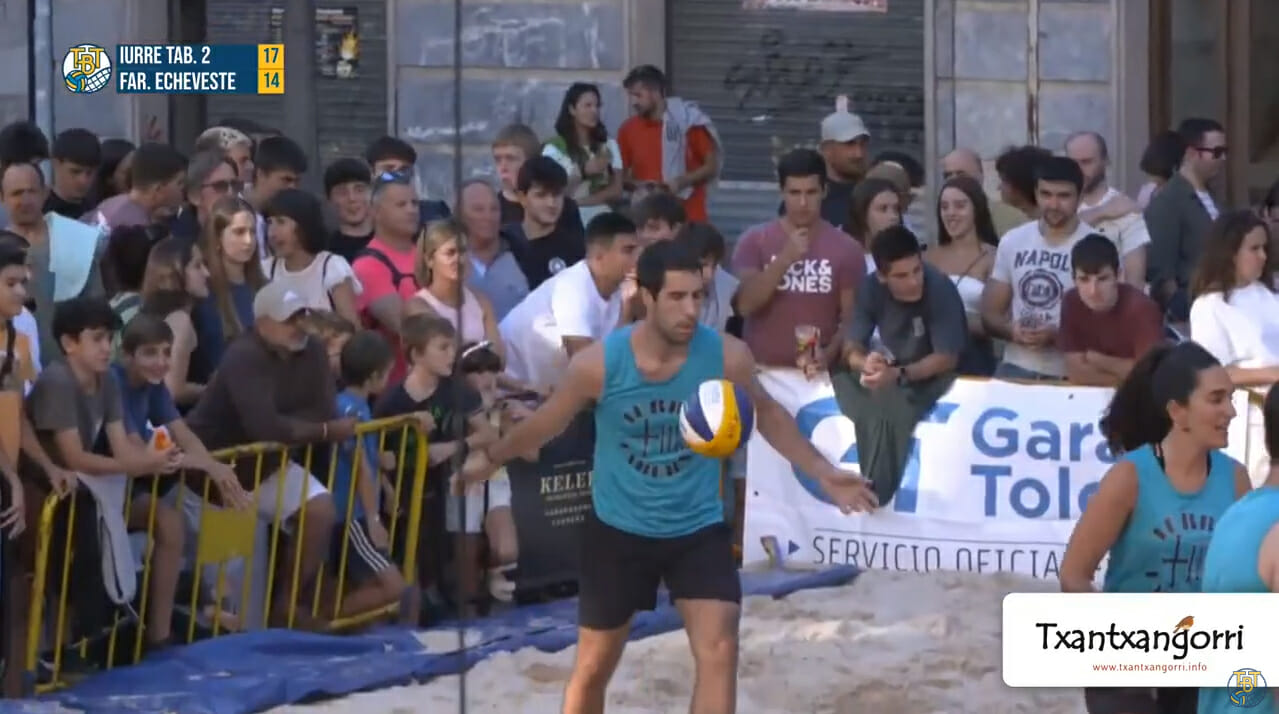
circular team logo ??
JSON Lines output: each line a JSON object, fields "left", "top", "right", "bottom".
{"left": 63, "top": 43, "right": 112, "bottom": 94}
{"left": 1017, "top": 269, "right": 1064, "bottom": 310}
{"left": 547, "top": 257, "right": 567, "bottom": 275}
{"left": 1226, "top": 669, "right": 1268, "bottom": 708}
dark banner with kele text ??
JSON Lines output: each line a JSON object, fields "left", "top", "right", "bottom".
{"left": 507, "top": 410, "right": 594, "bottom": 592}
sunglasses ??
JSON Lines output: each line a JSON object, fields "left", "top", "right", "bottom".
{"left": 1194, "top": 146, "right": 1228, "bottom": 159}
{"left": 373, "top": 170, "right": 413, "bottom": 187}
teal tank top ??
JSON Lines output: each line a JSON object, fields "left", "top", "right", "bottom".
{"left": 593, "top": 324, "right": 725, "bottom": 538}
{"left": 1197, "top": 487, "right": 1279, "bottom": 714}
{"left": 1102, "top": 444, "right": 1236, "bottom": 594}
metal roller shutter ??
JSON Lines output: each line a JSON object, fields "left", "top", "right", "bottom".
{"left": 667, "top": 0, "right": 925, "bottom": 185}
{"left": 204, "top": 0, "right": 387, "bottom": 167}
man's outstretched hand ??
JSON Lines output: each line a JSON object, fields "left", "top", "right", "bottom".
{"left": 817, "top": 469, "right": 879, "bottom": 514}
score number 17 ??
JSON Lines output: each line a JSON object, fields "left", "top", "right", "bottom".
{"left": 263, "top": 46, "right": 280, "bottom": 65}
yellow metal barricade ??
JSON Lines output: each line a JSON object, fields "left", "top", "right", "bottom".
{"left": 23, "top": 415, "right": 429, "bottom": 694}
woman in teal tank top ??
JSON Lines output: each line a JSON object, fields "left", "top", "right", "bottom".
{"left": 1060, "top": 342, "right": 1250, "bottom": 714}
{"left": 1198, "top": 384, "right": 1279, "bottom": 714}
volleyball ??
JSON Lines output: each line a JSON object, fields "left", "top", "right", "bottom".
{"left": 679, "top": 379, "right": 755, "bottom": 459}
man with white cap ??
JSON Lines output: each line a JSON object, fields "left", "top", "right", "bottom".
{"left": 185, "top": 280, "right": 354, "bottom": 627}
{"left": 778, "top": 97, "right": 870, "bottom": 231}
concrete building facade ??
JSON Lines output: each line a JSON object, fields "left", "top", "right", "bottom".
{"left": 4, "top": 0, "right": 1273, "bottom": 229}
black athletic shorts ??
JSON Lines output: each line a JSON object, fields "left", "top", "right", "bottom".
{"left": 331, "top": 519, "right": 395, "bottom": 586}
{"left": 578, "top": 513, "right": 741, "bottom": 631}
{"left": 1084, "top": 687, "right": 1197, "bottom": 714}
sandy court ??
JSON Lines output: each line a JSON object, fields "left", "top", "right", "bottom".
{"left": 270, "top": 569, "right": 1088, "bottom": 714}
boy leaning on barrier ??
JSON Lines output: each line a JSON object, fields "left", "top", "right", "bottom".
{"left": 326, "top": 329, "right": 409, "bottom": 624}
{"left": 372, "top": 313, "right": 496, "bottom": 621}
{"left": 25, "top": 297, "right": 186, "bottom": 650}
{"left": 113, "top": 314, "right": 254, "bottom": 642}
{"left": 114, "top": 314, "right": 250, "bottom": 508}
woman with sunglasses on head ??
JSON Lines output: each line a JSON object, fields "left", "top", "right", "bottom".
{"left": 262, "top": 188, "right": 362, "bottom": 327}
{"left": 170, "top": 150, "right": 241, "bottom": 246}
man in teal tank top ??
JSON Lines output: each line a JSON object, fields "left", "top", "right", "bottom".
{"left": 1198, "top": 387, "right": 1279, "bottom": 714}
{"left": 463, "top": 239, "right": 877, "bottom": 714}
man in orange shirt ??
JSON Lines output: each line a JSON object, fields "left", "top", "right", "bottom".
{"left": 617, "top": 65, "right": 720, "bottom": 223}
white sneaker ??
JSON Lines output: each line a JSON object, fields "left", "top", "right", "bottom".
{"left": 487, "top": 565, "right": 516, "bottom": 602}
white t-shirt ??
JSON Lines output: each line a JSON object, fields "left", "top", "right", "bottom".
{"left": 498, "top": 260, "right": 620, "bottom": 391}
{"left": 13, "top": 307, "right": 40, "bottom": 394}
{"left": 1190, "top": 282, "right": 1279, "bottom": 386}
{"left": 990, "top": 219, "right": 1093, "bottom": 377}
{"left": 1195, "top": 191, "right": 1219, "bottom": 220}
{"left": 262, "top": 251, "right": 361, "bottom": 312}
{"left": 1079, "top": 187, "right": 1151, "bottom": 260}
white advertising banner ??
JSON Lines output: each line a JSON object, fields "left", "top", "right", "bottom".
{"left": 744, "top": 370, "right": 1258, "bottom": 581}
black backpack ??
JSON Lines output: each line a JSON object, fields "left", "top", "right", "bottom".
{"left": 356, "top": 247, "right": 416, "bottom": 292}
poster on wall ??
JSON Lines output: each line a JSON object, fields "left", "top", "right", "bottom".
{"left": 268, "top": 7, "right": 361, "bottom": 78}
{"left": 742, "top": 0, "right": 887, "bottom": 11}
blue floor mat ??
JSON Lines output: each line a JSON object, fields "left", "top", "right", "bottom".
{"left": 7, "top": 565, "right": 859, "bottom": 714}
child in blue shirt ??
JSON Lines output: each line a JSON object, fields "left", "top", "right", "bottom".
{"left": 329, "top": 330, "right": 407, "bottom": 620}
{"left": 114, "top": 312, "right": 252, "bottom": 641}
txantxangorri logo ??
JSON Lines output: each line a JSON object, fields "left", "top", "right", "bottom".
{"left": 1034, "top": 615, "right": 1244, "bottom": 662}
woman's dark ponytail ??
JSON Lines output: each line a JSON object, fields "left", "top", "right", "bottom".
{"left": 1099, "top": 342, "right": 1222, "bottom": 455}
{"left": 1100, "top": 345, "right": 1172, "bottom": 455}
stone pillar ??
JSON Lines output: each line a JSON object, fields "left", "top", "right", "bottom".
{"left": 392, "top": 0, "right": 632, "bottom": 203}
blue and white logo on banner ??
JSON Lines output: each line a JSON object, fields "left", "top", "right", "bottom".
{"left": 792, "top": 397, "right": 959, "bottom": 513}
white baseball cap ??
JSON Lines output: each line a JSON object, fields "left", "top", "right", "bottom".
{"left": 821, "top": 110, "right": 870, "bottom": 144}
{"left": 253, "top": 281, "right": 310, "bottom": 323}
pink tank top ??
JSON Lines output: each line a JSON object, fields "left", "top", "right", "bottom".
{"left": 415, "top": 286, "right": 486, "bottom": 345}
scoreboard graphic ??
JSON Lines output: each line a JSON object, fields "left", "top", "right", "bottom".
{"left": 63, "top": 43, "right": 285, "bottom": 95}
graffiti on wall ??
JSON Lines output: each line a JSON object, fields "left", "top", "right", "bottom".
{"left": 722, "top": 29, "right": 890, "bottom": 115}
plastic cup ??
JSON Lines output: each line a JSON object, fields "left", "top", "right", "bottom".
{"left": 795, "top": 324, "right": 820, "bottom": 360}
